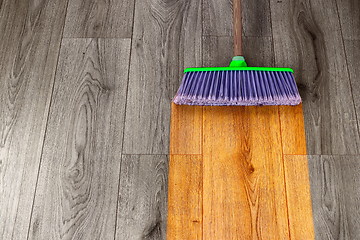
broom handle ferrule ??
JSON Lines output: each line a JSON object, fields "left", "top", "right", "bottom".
{"left": 233, "top": 0, "right": 243, "bottom": 56}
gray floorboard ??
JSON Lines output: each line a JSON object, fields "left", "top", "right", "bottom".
{"left": 63, "top": 0, "right": 135, "bottom": 38}
{"left": 116, "top": 155, "right": 168, "bottom": 240}
{"left": 343, "top": 40, "right": 360, "bottom": 143}
{"left": 0, "top": 0, "right": 68, "bottom": 239}
{"left": 122, "top": 0, "right": 202, "bottom": 154}
{"left": 336, "top": 0, "right": 360, "bottom": 41}
{"left": 309, "top": 155, "right": 360, "bottom": 240}
{"left": 202, "top": 0, "right": 233, "bottom": 36}
{"left": 270, "top": 0, "right": 360, "bottom": 155}
{"left": 338, "top": 0, "right": 360, "bottom": 150}
{"left": 28, "top": 39, "right": 131, "bottom": 240}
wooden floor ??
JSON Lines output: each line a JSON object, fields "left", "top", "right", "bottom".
{"left": 168, "top": 104, "right": 314, "bottom": 239}
{"left": 0, "top": 0, "right": 359, "bottom": 239}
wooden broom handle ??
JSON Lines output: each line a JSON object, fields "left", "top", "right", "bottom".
{"left": 233, "top": 0, "right": 243, "bottom": 56}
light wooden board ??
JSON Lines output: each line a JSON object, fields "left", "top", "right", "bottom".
{"left": 284, "top": 155, "right": 315, "bottom": 239}
{"left": 168, "top": 104, "right": 313, "bottom": 239}
{"left": 123, "top": 0, "right": 202, "bottom": 154}
{"left": 202, "top": 106, "right": 289, "bottom": 239}
{"left": 64, "top": 0, "right": 135, "bottom": 38}
{"left": 170, "top": 104, "right": 202, "bottom": 155}
{"left": 269, "top": 0, "right": 360, "bottom": 155}
{"left": 280, "top": 105, "right": 307, "bottom": 155}
{"left": 167, "top": 155, "right": 202, "bottom": 240}
{"left": 116, "top": 155, "right": 168, "bottom": 240}
{"left": 28, "top": 39, "right": 131, "bottom": 240}
{"left": 0, "top": 0, "right": 68, "bottom": 239}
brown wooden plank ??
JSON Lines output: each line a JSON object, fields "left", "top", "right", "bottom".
{"left": 170, "top": 103, "right": 202, "bottom": 155}
{"left": 28, "top": 39, "right": 131, "bottom": 240}
{"left": 284, "top": 155, "right": 315, "bottom": 239}
{"left": 64, "top": 0, "right": 135, "bottom": 38}
{"left": 270, "top": 0, "right": 360, "bottom": 154}
{"left": 167, "top": 155, "right": 202, "bottom": 240}
{"left": 0, "top": 0, "right": 68, "bottom": 239}
{"left": 123, "top": 0, "right": 202, "bottom": 154}
{"left": 202, "top": 106, "right": 289, "bottom": 239}
{"left": 200, "top": 21, "right": 293, "bottom": 239}
{"left": 279, "top": 105, "right": 307, "bottom": 155}
{"left": 116, "top": 155, "right": 168, "bottom": 240}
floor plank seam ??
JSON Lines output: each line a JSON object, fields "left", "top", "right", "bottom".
{"left": 114, "top": 0, "right": 138, "bottom": 239}
{"left": 334, "top": 0, "right": 360, "bottom": 140}
{"left": 122, "top": 154, "right": 170, "bottom": 156}
{"left": 62, "top": 37, "right": 133, "bottom": 40}
{"left": 25, "top": 0, "right": 71, "bottom": 238}
{"left": 170, "top": 154, "right": 203, "bottom": 156}
{"left": 300, "top": 154, "right": 360, "bottom": 157}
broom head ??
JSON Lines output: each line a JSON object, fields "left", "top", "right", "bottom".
{"left": 173, "top": 57, "right": 301, "bottom": 106}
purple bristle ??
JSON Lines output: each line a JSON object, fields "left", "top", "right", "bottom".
{"left": 173, "top": 70, "right": 301, "bottom": 106}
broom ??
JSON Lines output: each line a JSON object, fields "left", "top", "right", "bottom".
{"left": 173, "top": 0, "right": 301, "bottom": 106}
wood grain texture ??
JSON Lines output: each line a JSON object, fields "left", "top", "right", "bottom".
{"left": 308, "top": 156, "right": 351, "bottom": 240}
{"left": 28, "top": 39, "right": 131, "bottom": 240}
{"left": 200, "top": 17, "right": 293, "bottom": 239}
{"left": 284, "top": 155, "right": 314, "bottom": 239}
{"left": 64, "top": 0, "right": 135, "bottom": 38}
{"left": 203, "top": 0, "right": 271, "bottom": 38}
{"left": 167, "top": 155, "right": 202, "bottom": 240}
{"left": 270, "top": 0, "right": 360, "bottom": 155}
{"left": 116, "top": 155, "right": 168, "bottom": 240}
{"left": 242, "top": 36, "right": 274, "bottom": 67}
{"left": 242, "top": 0, "right": 272, "bottom": 37}
{"left": 202, "top": 36, "right": 274, "bottom": 67}
{"left": 170, "top": 103, "right": 202, "bottom": 155}
{"left": 337, "top": 155, "right": 360, "bottom": 239}
{"left": 202, "top": 106, "right": 289, "bottom": 239}
{"left": 202, "top": 0, "right": 232, "bottom": 36}
{"left": 0, "top": 0, "right": 68, "bottom": 239}
{"left": 279, "top": 105, "right": 307, "bottom": 155}
{"left": 202, "top": 36, "right": 233, "bottom": 67}
{"left": 123, "top": 0, "right": 202, "bottom": 154}
{"left": 336, "top": 0, "right": 360, "bottom": 40}
{"left": 343, "top": 40, "right": 360, "bottom": 149}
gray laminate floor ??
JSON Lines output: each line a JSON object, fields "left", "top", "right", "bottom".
{"left": 0, "top": 0, "right": 359, "bottom": 239}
